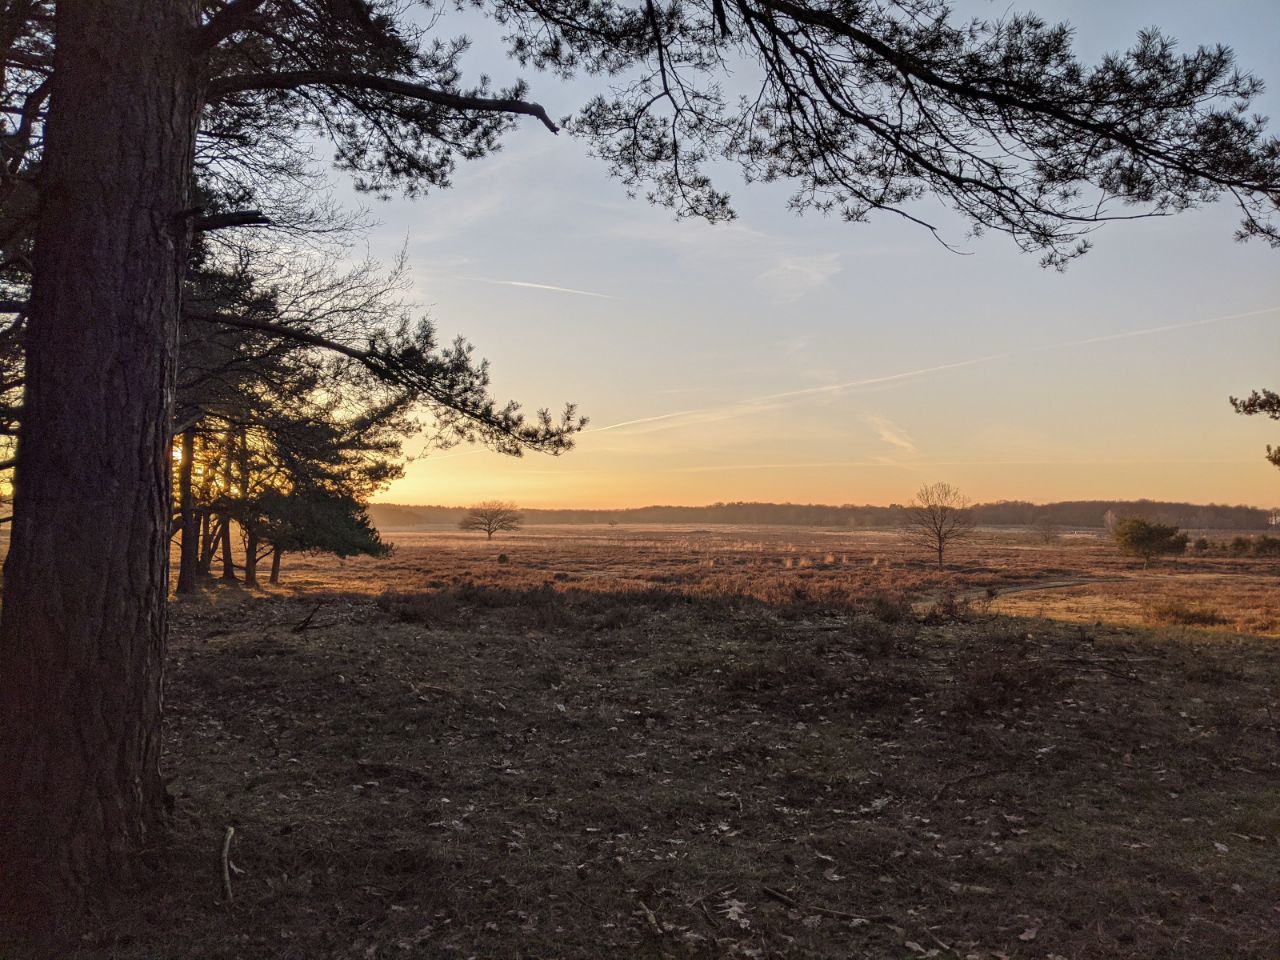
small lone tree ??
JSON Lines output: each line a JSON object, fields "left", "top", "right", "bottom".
{"left": 903, "top": 482, "right": 975, "bottom": 569}
{"left": 259, "top": 489, "right": 392, "bottom": 584}
{"left": 460, "top": 501, "right": 523, "bottom": 540}
{"left": 1113, "top": 517, "right": 1188, "bottom": 568}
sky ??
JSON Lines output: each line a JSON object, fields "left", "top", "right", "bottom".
{"left": 346, "top": 0, "right": 1280, "bottom": 509}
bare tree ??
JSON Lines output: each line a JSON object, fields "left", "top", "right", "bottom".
{"left": 460, "top": 501, "right": 523, "bottom": 540}
{"left": 1034, "top": 513, "right": 1060, "bottom": 545}
{"left": 902, "top": 482, "right": 975, "bottom": 569}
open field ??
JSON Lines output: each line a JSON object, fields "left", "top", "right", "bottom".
{"left": 15, "top": 525, "right": 1280, "bottom": 959}
{"left": 270, "top": 524, "right": 1280, "bottom": 637}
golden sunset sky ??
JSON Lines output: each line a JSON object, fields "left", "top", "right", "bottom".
{"left": 356, "top": 0, "right": 1280, "bottom": 509}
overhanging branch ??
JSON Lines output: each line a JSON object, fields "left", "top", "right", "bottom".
{"left": 208, "top": 69, "right": 560, "bottom": 134}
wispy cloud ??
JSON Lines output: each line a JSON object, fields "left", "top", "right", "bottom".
{"left": 863, "top": 414, "right": 918, "bottom": 455}
{"left": 609, "top": 220, "right": 841, "bottom": 301}
{"left": 463, "top": 277, "right": 617, "bottom": 299}
{"left": 755, "top": 252, "right": 842, "bottom": 301}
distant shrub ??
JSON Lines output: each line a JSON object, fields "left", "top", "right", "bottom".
{"left": 1230, "top": 536, "right": 1252, "bottom": 556}
{"left": 1252, "top": 535, "right": 1280, "bottom": 557}
{"left": 862, "top": 591, "right": 912, "bottom": 624}
{"left": 376, "top": 589, "right": 459, "bottom": 626}
{"left": 497, "top": 553, "right": 510, "bottom": 564}
{"left": 378, "top": 583, "right": 574, "bottom": 630}
{"left": 1146, "top": 601, "right": 1228, "bottom": 627}
{"left": 1112, "top": 517, "right": 1188, "bottom": 567}
{"left": 1192, "top": 536, "right": 1210, "bottom": 553}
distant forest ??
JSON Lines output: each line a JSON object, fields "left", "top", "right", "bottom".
{"left": 370, "top": 500, "right": 1280, "bottom": 532}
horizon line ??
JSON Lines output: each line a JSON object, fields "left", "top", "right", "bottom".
{"left": 371, "top": 495, "right": 1280, "bottom": 513}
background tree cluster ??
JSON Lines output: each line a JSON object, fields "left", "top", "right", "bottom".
{"left": 1112, "top": 517, "right": 1189, "bottom": 567}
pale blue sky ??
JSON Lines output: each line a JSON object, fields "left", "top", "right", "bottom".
{"left": 345, "top": 0, "right": 1280, "bottom": 507}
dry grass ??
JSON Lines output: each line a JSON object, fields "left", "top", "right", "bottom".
{"left": 8, "top": 525, "right": 1280, "bottom": 959}
{"left": 272, "top": 524, "right": 1280, "bottom": 636}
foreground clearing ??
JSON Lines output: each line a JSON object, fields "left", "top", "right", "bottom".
{"left": 50, "top": 580, "right": 1280, "bottom": 959}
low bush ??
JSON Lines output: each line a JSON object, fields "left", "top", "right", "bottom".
{"left": 1146, "top": 600, "right": 1228, "bottom": 627}
{"left": 1252, "top": 535, "right": 1280, "bottom": 557}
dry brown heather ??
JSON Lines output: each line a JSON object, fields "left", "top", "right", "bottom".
{"left": 45, "top": 525, "right": 1280, "bottom": 958}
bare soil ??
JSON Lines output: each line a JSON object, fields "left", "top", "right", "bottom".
{"left": 12, "top": 526, "right": 1280, "bottom": 959}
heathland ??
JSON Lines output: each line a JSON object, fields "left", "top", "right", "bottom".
{"left": 46, "top": 523, "right": 1280, "bottom": 959}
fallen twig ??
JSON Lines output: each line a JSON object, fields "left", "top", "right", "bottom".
{"left": 636, "top": 899, "right": 663, "bottom": 936}
{"left": 760, "top": 885, "right": 892, "bottom": 924}
{"left": 221, "top": 826, "right": 236, "bottom": 903}
{"left": 292, "top": 601, "right": 323, "bottom": 632}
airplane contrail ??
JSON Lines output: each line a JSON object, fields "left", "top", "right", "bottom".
{"left": 672, "top": 457, "right": 1259, "bottom": 473}
{"left": 591, "top": 303, "right": 1280, "bottom": 436}
{"left": 466, "top": 277, "right": 617, "bottom": 299}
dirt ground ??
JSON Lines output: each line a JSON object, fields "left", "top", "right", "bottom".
{"left": 14, "top": 526, "right": 1280, "bottom": 958}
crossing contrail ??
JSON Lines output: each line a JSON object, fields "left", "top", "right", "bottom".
{"left": 590, "top": 304, "right": 1280, "bottom": 437}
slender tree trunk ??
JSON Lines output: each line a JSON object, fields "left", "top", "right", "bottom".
{"left": 243, "top": 527, "right": 259, "bottom": 588}
{"left": 219, "top": 514, "right": 236, "bottom": 581}
{"left": 0, "top": 0, "right": 202, "bottom": 917}
{"left": 220, "top": 433, "right": 237, "bottom": 581}
{"left": 236, "top": 427, "right": 257, "bottom": 586}
{"left": 269, "top": 546, "right": 283, "bottom": 585}
{"left": 176, "top": 427, "right": 199, "bottom": 594}
{"left": 198, "top": 511, "right": 215, "bottom": 575}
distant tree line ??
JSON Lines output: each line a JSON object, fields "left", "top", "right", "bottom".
{"left": 369, "top": 498, "right": 1278, "bottom": 532}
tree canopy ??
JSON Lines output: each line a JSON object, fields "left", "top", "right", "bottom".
{"left": 460, "top": 501, "right": 524, "bottom": 539}
{"left": 1231, "top": 389, "right": 1280, "bottom": 469}
{"left": 1112, "top": 517, "right": 1189, "bottom": 567}
{"left": 901, "top": 480, "right": 974, "bottom": 568}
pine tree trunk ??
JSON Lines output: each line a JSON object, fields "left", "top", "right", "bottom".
{"left": 199, "top": 511, "right": 216, "bottom": 575}
{"left": 0, "top": 0, "right": 202, "bottom": 917}
{"left": 269, "top": 546, "right": 283, "bottom": 585}
{"left": 219, "top": 514, "right": 236, "bottom": 581}
{"left": 176, "top": 427, "right": 199, "bottom": 594}
{"left": 236, "top": 427, "right": 256, "bottom": 586}
{"left": 217, "top": 433, "right": 237, "bottom": 580}
{"left": 244, "top": 527, "right": 259, "bottom": 588}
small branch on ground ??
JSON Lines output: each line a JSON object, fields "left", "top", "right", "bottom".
{"left": 761, "top": 885, "right": 894, "bottom": 923}
{"left": 292, "top": 601, "right": 323, "bottom": 632}
{"left": 221, "top": 826, "right": 236, "bottom": 903}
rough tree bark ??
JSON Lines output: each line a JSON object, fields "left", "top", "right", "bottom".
{"left": 0, "top": 0, "right": 202, "bottom": 917}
